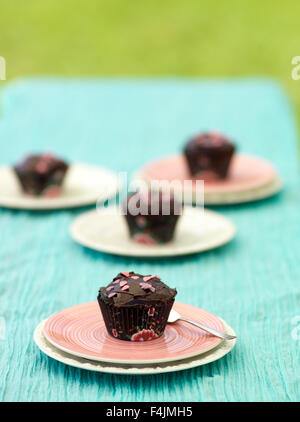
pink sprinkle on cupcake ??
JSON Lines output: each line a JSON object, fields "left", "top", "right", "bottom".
{"left": 36, "top": 162, "right": 48, "bottom": 174}
{"left": 143, "top": 275, "right": 156, "bottom": 282}
{"left": 139, "top": 282, "right": 155, "bottom": 292}
{"left": 140, "top": 282, "right": 151, "bottom": 289}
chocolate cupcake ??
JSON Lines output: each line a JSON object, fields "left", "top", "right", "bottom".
{"left": 184, "top": 132, "right": 235, "bottom": 179}
{"left": 97, "top": 271, "right": 177, "bottom": 341}
{"left": 14, "top": 153, "right": 69, "bottom": 197}
{"left": 123, "top": 191, "right": 182, "bottom": 245}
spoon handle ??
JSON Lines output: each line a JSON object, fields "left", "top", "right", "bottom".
{"left": 180, "top": 317, "right": 236, "bottom": 340}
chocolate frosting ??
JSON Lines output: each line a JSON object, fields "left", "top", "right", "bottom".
{"left": 185, "top": 133, "right": 235, "bottom": 154}
{"left": 14, "top": 153, "right": 69, "bottom": 196}
{"left": 15, "top": 153, "right": 68, "bottom": 175}
{"left": 98, "top": 271, "right": 177, "bottom": 307}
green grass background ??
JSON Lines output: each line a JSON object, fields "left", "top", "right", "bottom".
{"left": 1, "top": 0, "right": 300, "bottom": 134}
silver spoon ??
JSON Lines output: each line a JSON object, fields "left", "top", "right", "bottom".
{"left": 168, "top": 309, "right": 236, "bottom": 341}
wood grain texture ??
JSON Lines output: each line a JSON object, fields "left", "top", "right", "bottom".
{"left": 0, "top": 79, "right": 299, "bottom": 402}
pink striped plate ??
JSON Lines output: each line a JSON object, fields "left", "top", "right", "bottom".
{"left": 43, "top": 302, "right": 226, "bottom": 364}
{"left": 139, "top": 154, "right": 277, "bottom": 194}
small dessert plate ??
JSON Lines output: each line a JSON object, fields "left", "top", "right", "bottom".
{"left": 136, "top": 154, "right": 282, "bottom": 205}
{"left": 34, "top": 317, "right": 236, "bottom": 375}
{"left": 42, "top": 301, "right": 235, "bottom": 365}
{"left": 0, "top": 163, "right": 120, "bottom": 210}
{"left": 70, "top": 206, "right": 236, "bottom": 257}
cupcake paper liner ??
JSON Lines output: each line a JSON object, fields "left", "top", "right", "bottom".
{"left": 98, "top": 299, "right": 174, "bottom": 341}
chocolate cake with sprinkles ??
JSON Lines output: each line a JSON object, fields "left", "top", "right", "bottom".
{"left": 14, "top": 153, "right": 69, "bottom": 197}
{"left": 123, "top": 191, "right": 182, "bottom": 245}
{"left": 97, "top": 271, "right": 177, "bottom": 341}
{"left": 184, "top": 132, "right": 235, "bottom": 179}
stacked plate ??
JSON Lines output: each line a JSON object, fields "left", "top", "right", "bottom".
{"left": 136, "top": 154, "right": 282, "bottom": 205}
{"left": 34, "top": 302, "right": 237, "bottom": 375}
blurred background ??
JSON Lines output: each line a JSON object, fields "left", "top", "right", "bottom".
{"left": 1, "top": 0, "right": 300, "bottom": 134}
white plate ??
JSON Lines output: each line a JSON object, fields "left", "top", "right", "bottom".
{"left": 70, "top": 206, "right": 236, "bottom": 257}
{"left": 204, "top": 175, "right": 283, "bottom": 205}
{"left": 0, "top": 163, "right": 120, "bottom": 210}
{"left": 34, "top": 319, "right": 236, "bottom": 375}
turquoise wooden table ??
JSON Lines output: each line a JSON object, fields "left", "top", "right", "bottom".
{"left": 0, "top": 78, "right": 299, "bottom": 402}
